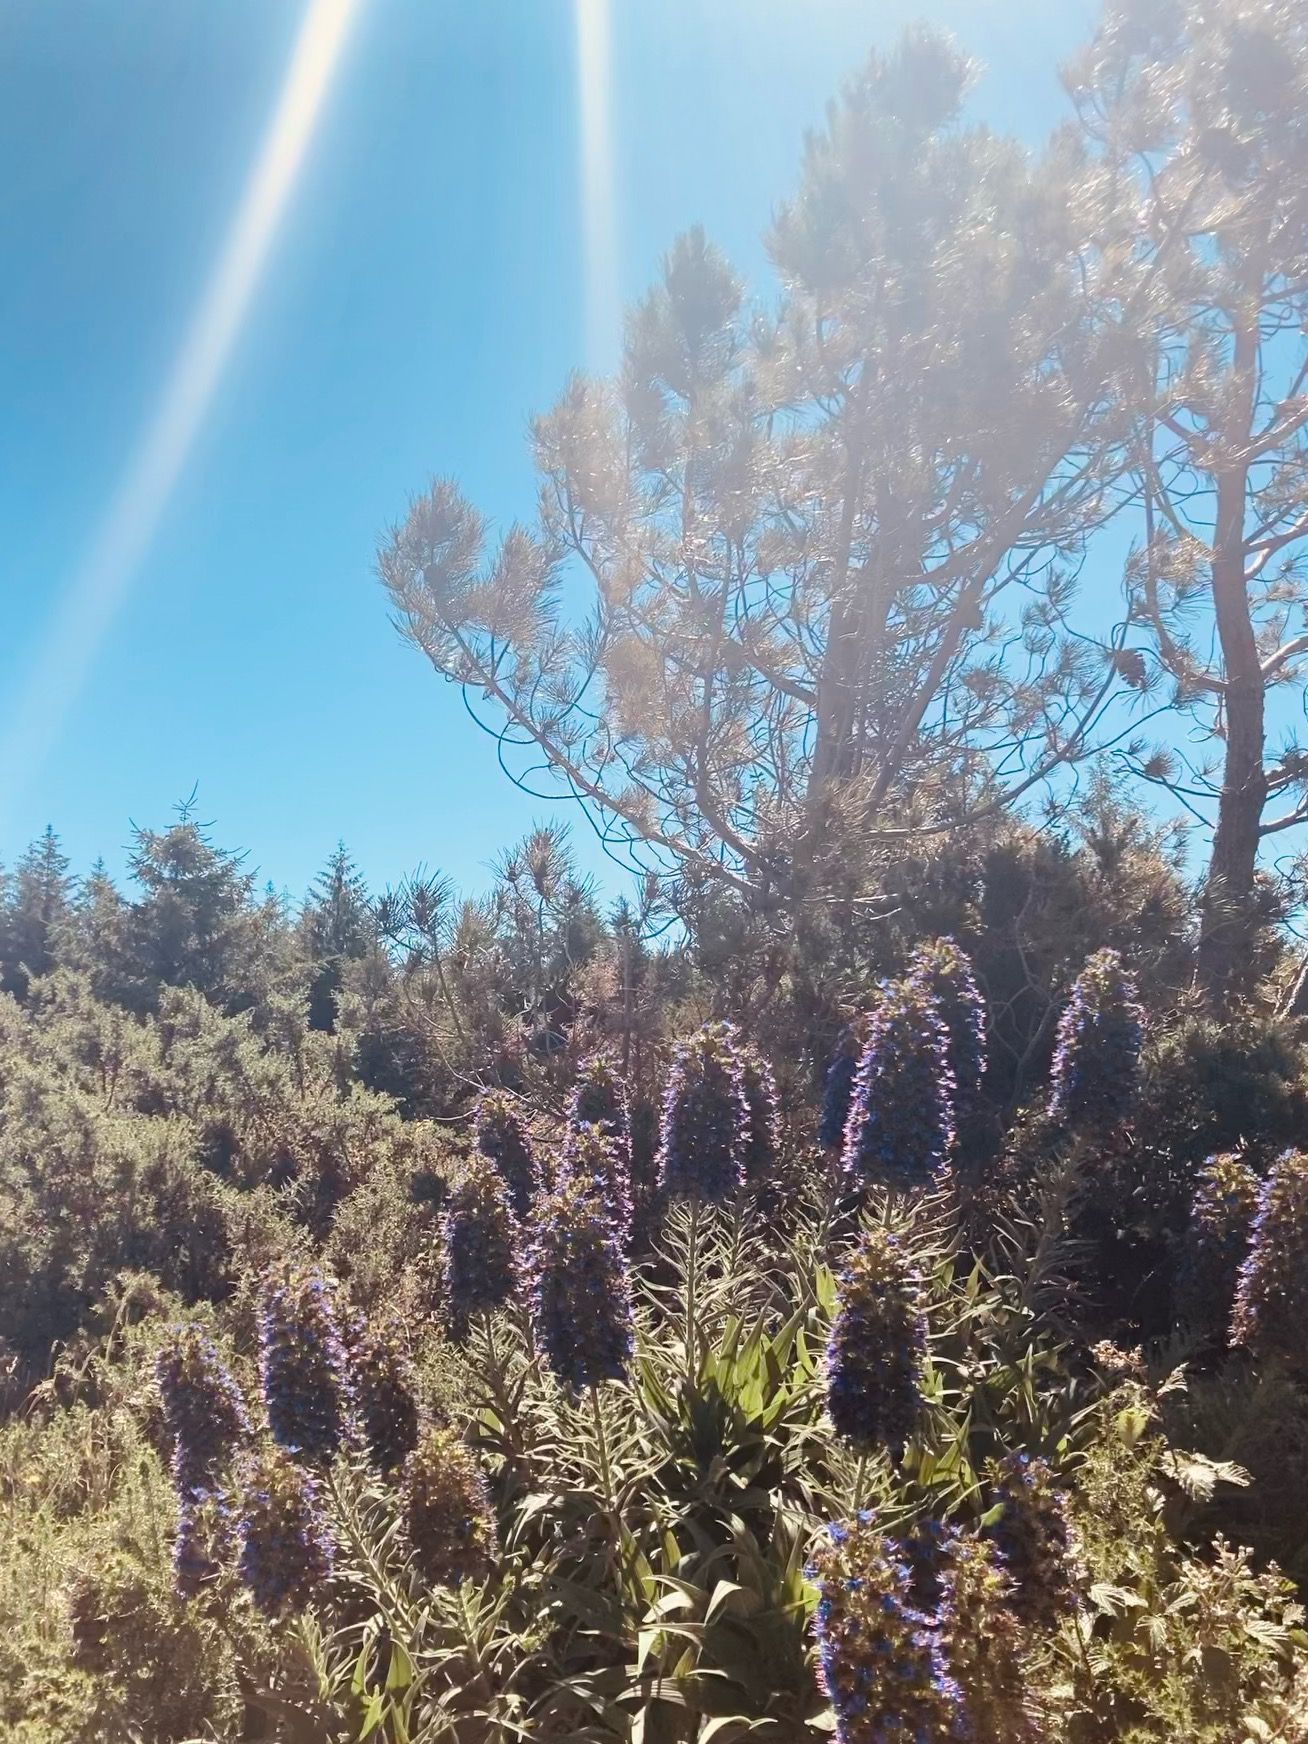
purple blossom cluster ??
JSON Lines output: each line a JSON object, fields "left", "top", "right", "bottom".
{"left": 657, "top": 1021, "right": 750, "bottom": 1203}
{"left": 560, "top": 1119, "right": 632, "bottom": 1242}
{"left": 156, "top": 1325, "right": 251, "bottom": 1498}
{"left": 350, "top": 1317, "right": 421, "bottom": 1474}
{"left": 740, "top": 1045, "right": 780, "bottom": 1186}
{"left": 402, "top": 1425, "right": 498, "bottom": 1588}
{"left": 1230, "top": 1148, "right": 1308, "bottom": 1371}
{"left": 983, "top": 1452, "right": 1077, "bottom": 1631}
{"left": 933, "top": 1530, "right": 1039, "bottom": 1744}
{"left": 825, "top": 1226, "right": 927, "bottom": 1455}
{"left": 810, "top": 1514, "right": 1040, "bottom": 1744}
{"left": 841, "top": 979, "right": 955, "bottom": 1189}
{"left": 259, "top": 1267, "right": 353, "bottom": 1465}
{"left": 1178, "top": 1152, "right": 1261, "bottom": 1331}
{"left": 443, "top": 1155, "right": 520, "bottom": 1335}
{"left": 909, "top": 938, "right": 987, "bottom": 1119}
{"left": 237, "top": 1444, "right": 334, "bottom": 1615}
{"left": 1047, "top": 948, "right": 1144, "bottom": 1135}
{"left": 569, "top": 1052, "right": 633, "bottom": 1176}
{"left": 808, "top": 1512, "right": 962, "bottom": 1743}
{"left": 530, "top": 1168, "right": 634, "bottom": 1392}
{"left": 173, "top": 1490, "right": 235, "bottom": 1599}
{"left": 156, "top": 1326, "right": 250, "bottom": 1600}
{"left": 819, "top": 1021, "right": 867, "bottom": 1151}
{"left": 474, "top": 1091, "right": 539, "bottom": 1221}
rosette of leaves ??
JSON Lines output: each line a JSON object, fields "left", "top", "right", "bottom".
{"left": 825, "top": 1225, "right": 928, "bottom": 1455}
{"left": 909, "top": 936, "right": 987, "bottom": 1119}
{"left": 842, "top": 978, "right": 955, "bottom": 1189}
{"left": 530, "top": 1168, "right": 634, "bottom": 1392}
{"left": 259, "top": 1266, "right": 352, "bottom": 1466}
{"left": 657, "top": 1020, "right": 750, "bottom": 1203}
{"left": 1177, "top": 1151, "right": 1261, "bottom": 1334}
{"left": 401, "top": 1425, "right": 498, "bottom": 1588}
{"left": 808, "top": 1512, "right": 960, "bottom": 1743}
{"left": 473, "top": 1090, "right": 539, "bottom": 1221}
{"left": 1231, "top": 1149, "right": 1308, "bottom": 1375}
{"left": 442, "top": 1154, "right": 519, "bottom": 1337}
{"left": 237, "top": 1443, "right": 333, "bottom": 1615}
{"left": 1047, "top": 948, "right": 1144, "bottom": 1135}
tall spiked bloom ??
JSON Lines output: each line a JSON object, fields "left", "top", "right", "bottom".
{"left": 569, "top": 1052, "right": 633, "bottom": 1174}
{"left": 402, "top": 1425, "right": 498, "bottom": 1588}
{"left": 842, "top": 978, "right": 954, "bottom": 1189}
{"left": 156, "top": 1325, "right": 251, "bottom": 1497}
{"left": 818, "top": 1020, "right": 866, "bottom": 1151}
{"left": 984, "top": 1453, "right": 1077, "bottom": 1631}
{"left": 259, "top": 1266, "right": 352, "bottom": 1466}
{"left": 443, "top": 1154, "right": 519, "bottom": 1336}
{"left": 909, "top": 938, "right": 986, "bottom": 1120}
{"left": 808, "top": 1512, "right": 961, "bottom": 1743}
{"left": 826, "top": 1225, "right": 928, "bottom": 1455}
{"left": 560, "top": 1119, "right": 632, "bottom": 1241}
{"left": 1231, "top": 1149, "right": 1308, "bottom": 1374}
{"left": 935, "top": 1530, "right": 1039, "bottom": 1744}
{"left": 530, "top": 1169, "right": 634, "bottom": 1392}
{"left": 657, "top": 1021, "right": 750, "bottom": 1203}
{"left": 474, "top": 1090, "right": 539, "bottom": 1221}
{"left": 740, "top": 1045, "right": 780, "bottom": 1186}
{"left": 1047, "top": 949, "right": 1144, "bottom": 1135}
{"left": 237, "top": 1443, "right": 333, "bottom": 1615}
{"left": 1178, "top": 1152, "right": 1261, "bottom": 1331}
{"left": 350, "top": 1317, "right": 420, "bottom": 1474}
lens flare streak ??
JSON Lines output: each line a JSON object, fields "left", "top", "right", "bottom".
{"left": 0, "top": 0, "right": 364, "bottom": 827}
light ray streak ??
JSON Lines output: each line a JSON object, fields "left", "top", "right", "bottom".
{"left": 574, "top": 0, "right": 619, "bottom": 370}
{"left": 0, "top": 0, "right": 364, "bottom": 830}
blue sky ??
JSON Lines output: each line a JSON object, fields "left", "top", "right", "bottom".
{"left": 0, "top": 0, "right": 1096, "bottom": 907}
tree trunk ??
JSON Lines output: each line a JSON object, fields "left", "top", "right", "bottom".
{"left": 1197, "top": 310, "right": 1263, "bottom": 1006}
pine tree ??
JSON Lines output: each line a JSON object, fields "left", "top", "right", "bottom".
{"left": 0, "top": 827, "right": 73, "bottom": 999}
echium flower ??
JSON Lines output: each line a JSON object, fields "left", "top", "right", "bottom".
{"left": 530, "top": 1169, "right": 634, "bottom": 1391}
{"left": 351, "top": 1317, "right": 420, "bottom": 1474}
{"left": 657, "top": 1020, "right": 750, "bottom": 1203}
{"left": 909, "top": 938, "right": 986, "bottom": 1120}
{"left": 259, "top": 1267, "right": 352, "bottom": 1466}
{"left": 1177, "top": 1152, "right": 1261, "bottom": 1332}
{"left": 156, "top": 1324, "right": 251, "bottom": 1497}
{"left": 560, "top": 1119, "right": 632, "bottom": 1241}
{"left": 1047, "top": 948, "right": 1144, "bottom": 1135}
{"left": 474, "top": 1091, "right": 539, "bottom": 1221}
{"left": 443, "top": 1155, "right": 519, "bottom": 1336}
{"left": 570, "top": 1052, "right": 633, "bottom": 1177}
{"left": 173, "top": 1490, "right": 235, "bottom": 1599}
{"left": 740, "top": 1045, "right": 780, "bottom": 1186}
{"left": 983, "top": 1453, "right": 1077, "bottom": 1631}
{"left": 819, "top": 1020, "right": 867, "bottom": 1151}
{"left": 402, "top": 1425, "right": 498, "bottom": 1588}
{"left": 1231, "top": 1149, "right": 1308, "bottom": 1373}
{"left": 934, "top": 1530, "right": 1039, "bottom": 1744}
{"left": 237, "top": 1444, "right": 333, "bottom": 1615}
{"left": 826, "top": 1225, "right": 928, "bottom": 1455}
{"left": 807, "top": 1512, "right": 961, "bottom": 1744}
{"left": 842, "top": 979, "right": 955, "bottom": 1190}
